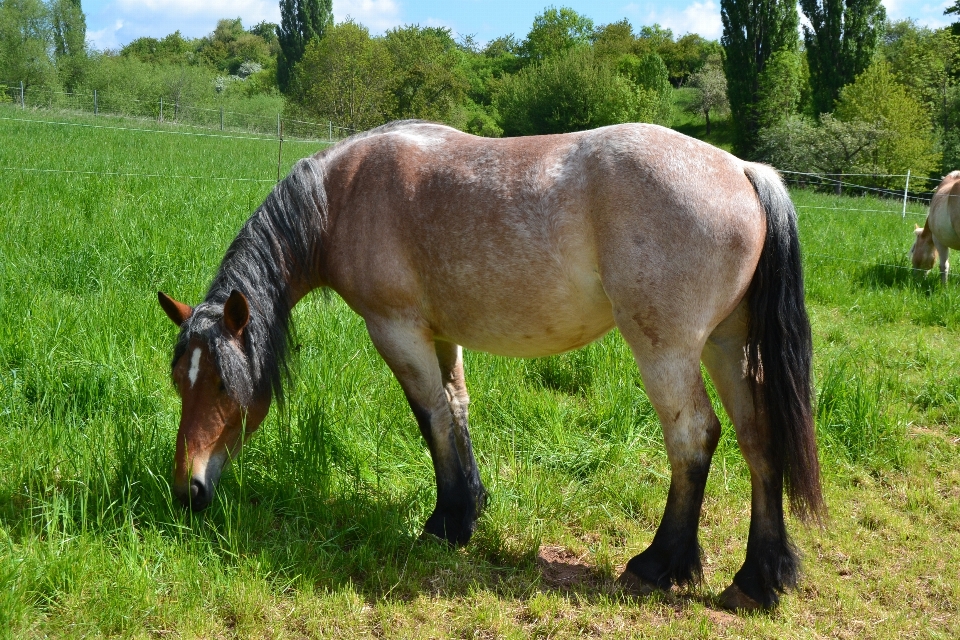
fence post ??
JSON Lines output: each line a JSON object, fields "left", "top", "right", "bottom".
{"left": 277, "top": 113, "right": 281, "bottom": 137}
{"left": 159, "top": 96, "right": 163, "bottom": 122}
{"left": 94, "top": 89, "right": 98, "bottom": 115}
{"left": 220, "top": 106, "right": 224, "bottom": 131}
{"left": 20, "top": 81, "right": 24, "bottom": 108}
{"left": 277, "top": 121, "right": 284, "bottom": 182}
{"left": 328, "top": 120, "right": 332, "bottom": 143}
{"left": 902, "top": 169, "right": 911, "bottom": 219}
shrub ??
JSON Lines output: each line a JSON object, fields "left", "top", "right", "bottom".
{"left": 495, "top": 47, "right": 661, "bottom": 136}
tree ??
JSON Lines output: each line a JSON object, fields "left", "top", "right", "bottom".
{"left": 519, "top": 6, "right": 594, "bottom": 63}
{"left": 0, "top": 0, "right": 58, "bottom": 89}
{"left": 755, "top": 47, "right": 802, "bottom": 128}
{"left": 687, "top": 54, "right": 729, "bottom": 134}
{"left": 758, "top": 114, "right": 883, "bottom": 179}
{"left": 834, "top": 60, "right": 941, "bottom": 184}
{"left": 495, "top": 47, "right": 660, "bottom": 136}
{"left": 291, "top": 21, "right": 395, "bottom": 131}
{"left": 383, "top": 26, "right": 470, "bottom": 123}
{"left": 800, "top": 0, "right": 886, "bottom": 117}
{"left": 947, "top": 1, "right": 960, "bottom": 37}
{"left": 721, "top": 0, "right": 800, "bottom": 157}
{"left": 618, "top": 52, "right": 673, "bottom": 124}
{"left": 50, "top": 0, "right": 85, "bottom": 90}
{"left": 882, "top": 21, "right": 960, "bottom": 144}
{"left": 593, "top": 19, "right": 634, "bottom": 62}
{"left": 276, "top": 0, "right": 332, "bottom": 93}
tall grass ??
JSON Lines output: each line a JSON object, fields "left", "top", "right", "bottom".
{"left": 1, "top": 107, "right": 959, "bottom": 636}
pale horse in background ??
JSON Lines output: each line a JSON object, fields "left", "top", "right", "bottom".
{"left": 911, "top": 170, "right": 960, "bottom": 283}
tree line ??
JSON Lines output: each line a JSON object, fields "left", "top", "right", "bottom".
{"left": 1, "top": 0, "right": 959, "bottom": 182}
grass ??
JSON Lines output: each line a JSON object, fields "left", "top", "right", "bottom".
{"left": 1, "top": 104, "right": 959, "bottom": 638}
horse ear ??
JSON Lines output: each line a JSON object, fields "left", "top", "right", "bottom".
{"left": 915, "top": 226, "right": 924, "bottom": 237}
{"left": 223, "top": 290, "right": 250, "bottom": 337}
{"left": 158, "top": 291, "right": 193, "bottom": 326}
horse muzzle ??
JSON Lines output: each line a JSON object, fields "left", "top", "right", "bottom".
{"left": 173, "top": 452, "right": 225, "bottom": 512}
{"left": 174, "top": 477, "right": 215, "bottom": 511}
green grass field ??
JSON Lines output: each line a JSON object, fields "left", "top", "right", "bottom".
{"left": 1, "top": 105, "right": 958, "bottom": 638}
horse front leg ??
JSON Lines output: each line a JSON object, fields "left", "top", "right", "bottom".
{"left": 617, "top": 349, "right": 721, "bottom": 594}
{"left": 938, "top": 244, "right": 950, "bottom": 284}
{"left": 365, "top": 319, "right": 485, "bottom": 546}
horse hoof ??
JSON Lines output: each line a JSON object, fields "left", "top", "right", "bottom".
{"left": 617, "top": 569, "right": 665, "bottom": 596}
{"left": 422, "top": 510, "right": 475, "bottom": 547}
{"left": 717, "top": 583, "right": 768, "bottom": 612}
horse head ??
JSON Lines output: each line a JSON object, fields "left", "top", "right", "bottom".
{"left": 158, "top": 290, "right": 271, "bottom": 511}
{"left": 910, "top": 224, "right": 937, "bottom": 271}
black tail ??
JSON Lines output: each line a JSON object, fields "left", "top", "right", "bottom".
{"left": 743, "top": 164, "right": 825, "bottom": 523}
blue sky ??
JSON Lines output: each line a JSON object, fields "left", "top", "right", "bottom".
{"left": 83, "top": 0, "right": 957, "bottom": 52}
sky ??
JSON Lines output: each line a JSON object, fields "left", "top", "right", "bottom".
{"left": 83, "top": 0, "right": 957, "bottom": 52}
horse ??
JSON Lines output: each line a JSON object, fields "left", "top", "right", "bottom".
{"left": 158, "top": 120, "right": 824, "bottom": 612}
{"left": 911, "top": 170, "right": 960, "bottom": 283}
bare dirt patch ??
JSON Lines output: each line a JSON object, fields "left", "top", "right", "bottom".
{"left": 536, "top": 545, "right": 603, "bottom": 590}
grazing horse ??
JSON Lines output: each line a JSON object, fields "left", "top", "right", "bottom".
{"left": 158, "top": 120, "right": 823, "bottom": 611}
{"left": 911, "top": 170, "right": 960, "bottom": 283}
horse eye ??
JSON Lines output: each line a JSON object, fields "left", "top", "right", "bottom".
{"left": 218, "top": 380, "right": 226, "bottom": 393}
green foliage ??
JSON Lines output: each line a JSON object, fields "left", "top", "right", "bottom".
{"left": 757, "top": 113, "right": 884, "bottom": 177}
{"left": 383, "top": 26, "right": 469, "bottom": 123}
{"left": 834, "top": 60, "right": 941, "bottom": 181}
{"left": 617, "top": 52, "right": 672, "bottom": 124}
{"left": 0, "top": 0, "right": 60, "bottom": 89}
{"left": 496, "top": 47, "right": 660, "bottom": 136}
{"left": 593, "top": 18, "right": 634, "bottom": 62}
{"left": 121, "top": 32, "right": 195, "bottom": 66}
{"left": 277, "top": 0, "right": 332, "bottom": 93}
{"left": 197, "top": 18, "right": 273, "bottom": 74}
{"left": 881, "top": 20, "right": 960, "bottom": 174}
{"left": 947, "top": 0, "right": 960, "bottom": 37}
{"left": 291, "top": 21, "right": 395, "bottom": 131}
{"left": 49, "top": 0, "right": 84, "bottom": 90}
{"left": 721, "top": 0, "right": 800, "bottom": 157}
{"left": 800, "top": 0, "right": 886, "bottom": 118}
{"left": 519, "top": 6, "right": 594, "bottom": 63}
{"left": 755, "top": 47, "right": 802, "bottom": 128}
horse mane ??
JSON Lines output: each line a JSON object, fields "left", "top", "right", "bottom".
{"left": 172, "top": 156, "right": 328, "bottom": 406}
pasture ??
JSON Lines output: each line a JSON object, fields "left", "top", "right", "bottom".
{"left": 0, "top": 107, "right": 958, "bottom": 638}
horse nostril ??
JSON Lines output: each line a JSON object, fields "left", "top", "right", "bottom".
{"left": 190, "top": 478, "right": 206, "bottom": 505}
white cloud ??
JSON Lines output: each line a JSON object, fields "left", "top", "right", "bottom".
{"left": 88, "top": 20, "right": 124, "bottom": 50}
{"left": 334, "top": 0, "right": 403, "bottom": 33}
{"left": 623, "top": 1, "right": 722, "bottom": 40}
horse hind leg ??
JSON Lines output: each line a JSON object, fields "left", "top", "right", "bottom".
{"left": 615, "top": 329, "right": 722, "bottom": 594}
{"left": 701, "top": 303, "right": 799, "bottom": 610}
{"left": 364, "top": 318, "right": 485, "bottom": 546}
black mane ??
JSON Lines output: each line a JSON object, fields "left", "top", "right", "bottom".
{"left": 172, "top": 156, "right": 328, "bottom": 406}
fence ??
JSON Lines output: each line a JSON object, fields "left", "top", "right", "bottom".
{"left": 779, "top": 169, "right": 947, "bottom": 217}
{"left": 3, "top": 108, "right": 957, "bottom": 279}
{"left": 0, "top": 80, "right": 357, "bottom": 143}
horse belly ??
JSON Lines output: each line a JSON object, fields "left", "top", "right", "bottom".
{"left": 432, "top": 269, "right": 616, "bottom": 358}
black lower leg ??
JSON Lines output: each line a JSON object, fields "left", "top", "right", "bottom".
{"left": 732, "top": 478, "right": 799, "bottom": 608}
{"left": 408, "top": 395, "right": 485, "bottom": 546}
{"left": 624, "top": 463, "right": 710, "bottom": 590}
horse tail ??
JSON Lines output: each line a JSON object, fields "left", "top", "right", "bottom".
{"left": 742, "top": 163, "right": 825, "bottom": 523}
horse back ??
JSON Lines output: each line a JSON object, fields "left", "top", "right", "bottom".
{"left": 317, "top": 122, "right": 764, "bottom": 356}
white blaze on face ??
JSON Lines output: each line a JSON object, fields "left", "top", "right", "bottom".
{"left": 188, "top": 347, "right": 202, "bottom": 388}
